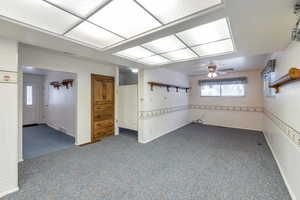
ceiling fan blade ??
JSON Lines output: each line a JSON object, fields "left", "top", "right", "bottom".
{"left": 190, "top": 70, "right": 207, "bottom": 76}
{"left": 217, "top": 71, "right": 227, "bottom": 75}
{"left": 218, "top": 68, "right": 234, "bottom": 73}
{"left": 196, "top": 62, "right": 210, "bottom": 69}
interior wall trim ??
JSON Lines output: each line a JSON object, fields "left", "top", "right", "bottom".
{"left": 140, "top": 105, "right": 189, "bottom": 119}
{"left": 264, "top": 109, "right": 300, "bottom": 146}
{"left": 140, "top": 104, "right": 263, "bottom": 119}
{"left": 190, "top": 104, "right": 264, "bottom": 112}
{"left": 0, "top": 187, "right": 19, "bottom": 198}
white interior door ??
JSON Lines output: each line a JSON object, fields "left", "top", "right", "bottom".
{"left": 23, "top": 82, "right": 40, "bottom": 125}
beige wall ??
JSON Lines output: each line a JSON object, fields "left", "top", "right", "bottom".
{"left": 44, "top": 71, "right": 76, "bottom": 136}
{"left": 0, "top": 38, "right": 19, "bottom": 198}
{"left": 189, "top": 70, "right": 264, "bottom": 131}
{"left": 263, "top": 42, "right": 300, "bottom": 200}
{"left": 139, "top": 68, "right": 190, "bottom": 143}
{"left": 118, "top": 84, "right": 138, "bottom": 131}
{"left": 18, "top": 44, "right": 118, "bottom": 146}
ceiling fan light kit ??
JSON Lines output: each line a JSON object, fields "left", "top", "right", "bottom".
{"left": 208, "top": 72, "right": 218, "bottom": 78}
{"left": 207, "top": 63, "right": 218, "bottom": 78}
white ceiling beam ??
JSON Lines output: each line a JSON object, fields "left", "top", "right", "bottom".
{"left": 105, "top": 5, "right": 226, "bottom": 54}
{"left": 0, "top": 16, "right": 148, "bottom": 68}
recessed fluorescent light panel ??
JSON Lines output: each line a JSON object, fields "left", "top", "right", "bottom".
{"left": 143, "top": 35, "right": 186, "bottom": 54}
{"left": 0, "top": 0, "right": 80, "bottom": 34}
{"left": 89, "top": 0, "right": 161, "bottom": 38}
{"left": 46, "top": 0, "right": 108, "bottom": 18}
{"left": 177, "top": 18, "right": 231, "bottom": 46}
{"left": 138, "top": 55, "right": 170, "bottom": 65}
{"left": 192, "top": 39, "right": 234, "bottom": 57}
{"left": 161, "top": 48, "right": 198, "bottom": 61}
{"left": 114, "top": 46, "right": 155, "bottom": 60}
{"left": 66, "top": 21, "right": 123, "bottom": 48}
{"left": 0, "top": 0, "right": 228, "bottom": 55}
{"left": 136, "top": 0, "right": 222, "bottom": 23}
{"left": 114, "top": 17, "right": 234, "bottom": 66}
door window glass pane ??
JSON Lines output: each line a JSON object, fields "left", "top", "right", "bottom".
{"left": 26, "top": 86, "right": 33, "bottom": 105}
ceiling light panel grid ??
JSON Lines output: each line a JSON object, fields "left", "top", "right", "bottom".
{"left": 136, "top": 0, "right": 222, "bottom": 24}
{"left": 114, "top": 46, "right": 155, "bottom": 60}
{"left": 138, "top": 55, "right": 171, "bottom": 65}
{"left": 88, "top": 0, "right": 161, "bottom": 38}
{"left": 0, "top": 0, "right": 81, "bottom": 34}
{"left": 142, "top": 35, "right": 187, "bottom": 54}
{"left": 177, "top": 18, "right": 231, "bottom": 46}
{"left": 65, "top": 21, "right": 124, "bottom": 48}
{"left": 192, "top": 39, "right": 234, "bottom": 57}
{"left": 0, "top": 0, "right": 226, "bottom": 52}
{"left": 46, "top": 0, "right": 109, "bottom": 18}
{"left": 161, "top": 48, "right": 198, "bottom": 61}
{"left": 114, "top": 17, "right": 234, "bottom": 65}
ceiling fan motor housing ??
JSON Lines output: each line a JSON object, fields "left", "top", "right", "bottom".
{"left": 208, "top": 64, "right": 217, "bottom": 72}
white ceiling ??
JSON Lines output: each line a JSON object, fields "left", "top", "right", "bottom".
{"left": 0, "top": 0, "right": 296, "bottom": 71}
{"left": 169, "top": 54, "right": 270, "bottom": 75}
{"left": 22, "top": 66, "right": 76, "bottom": 76}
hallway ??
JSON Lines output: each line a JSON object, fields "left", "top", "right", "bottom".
{"left": 23, "top": 125, "right": 75, "bottom": 159}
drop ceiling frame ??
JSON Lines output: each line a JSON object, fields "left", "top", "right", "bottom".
{"left": 0, "top": 0, "right": 237, "bottom": 66}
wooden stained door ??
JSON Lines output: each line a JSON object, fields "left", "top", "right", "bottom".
{"left": 91, "top": 74, "right": 114, "bottom": 142}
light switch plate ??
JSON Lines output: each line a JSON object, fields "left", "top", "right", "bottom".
{"left": 0, "top": 71, "right": 18, "bottom": 83}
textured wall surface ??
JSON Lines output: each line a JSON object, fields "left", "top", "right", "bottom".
{"left": 44, "top": 71, "right": 76, "bottom": 136}
{"left": 263, "top": 42, "right": 300, "bottom": 200}
{"left": 19, "top": 44, "right": 117, "bottom": 145}
{"left": 139, "top": 68, "right": 190, "bottom": 143}
{"left": 118, "top": 84, "right": 138, "bottom": 131}
{"left": 0, "top": 38, "right": 19, "bottom": 198}
{"left": 189, "top": 70, "right": 264, "bottom": 131}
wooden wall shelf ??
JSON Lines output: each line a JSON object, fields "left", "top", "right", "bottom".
{"left": 50, "top": 81, "right": 61, "bottom": 90}
{"left": 148, "top": 82, "right": 190, "bottom": 92}
{"left": 50, "top": 79, "right": 74, "bottom": 90}
{"left": 269, "top": 68, "right": 300, "bottom": 93}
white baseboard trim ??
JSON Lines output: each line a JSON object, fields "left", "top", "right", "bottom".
{"left": 0, "top": 187, "right": 19, "bottom": 198}
{"left": 75, "top": 140, "right": 90, "bottom": 146}
{"left": 140, "top": 121, "right": 191, "bottom": 144}
{"left": 202, "top": 121, "right": 263, "bottom": 132}
{"left": 46, "top": 123, "right": 74, "bottom": 137}
{"left": 263, "top": 131, "right": 297, "bottom": 200}
{"left": 18, "top": 158, "right": 24, "bottom": 162}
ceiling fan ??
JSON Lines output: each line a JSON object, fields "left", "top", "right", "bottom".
{"left": 192, "top": 61, "right": 234, "bottom": 78}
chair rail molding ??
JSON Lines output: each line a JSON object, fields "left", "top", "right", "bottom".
{"left": 264, "top": 109, "right": 300, "bottom": 146}
{"left": 190, "top": 104, "right": 264, "bottom": 113}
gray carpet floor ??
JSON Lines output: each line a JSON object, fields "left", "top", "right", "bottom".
{"left": 23, "top": 124, "right": 75, "bottom": 159}
{"left": 4, "top": 124, "right": 291, "bottom": 200}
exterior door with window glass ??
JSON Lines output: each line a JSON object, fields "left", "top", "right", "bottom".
{"left": 23, "top": 83, "right": 39, "bottom": 125}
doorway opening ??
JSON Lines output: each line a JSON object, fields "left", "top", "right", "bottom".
{"left": 118, "top": 67, "right": 138, "bottom": 140}
{"left": 21, "top": 66, "right": 77, "bottom": 160}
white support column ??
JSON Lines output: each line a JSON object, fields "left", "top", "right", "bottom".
{"left": 0, "top": 37, "right": 19, "bottom": 198}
